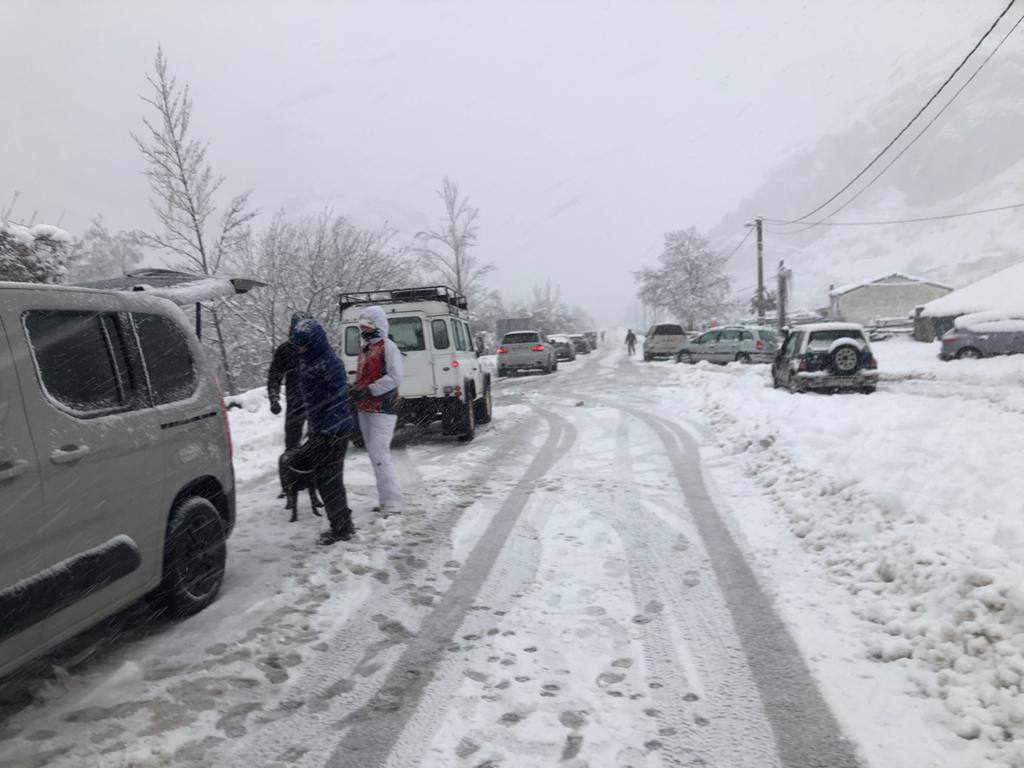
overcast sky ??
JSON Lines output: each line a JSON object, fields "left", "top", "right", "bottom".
{"left": 1, "top": 0, "right": 997, "bottom": 323}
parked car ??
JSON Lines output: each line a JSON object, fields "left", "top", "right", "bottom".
{"left": 549, "top": 334, "right": 577, "bottom": 362}
{"left": 584, "top": 331, "right": 599, "bottom": 349}
{"left": 939, "top": 312, "right": 1024, "bottom": 360}
{"left": 771, "top": 322, "right": 878, "bottom": 394}
{"left": 340, "top": 286, "right": 492, "bottom": 442}
{"left": 0, "top": 282, "right": 236, "bottom": 679}
{"left": 643, "top": 323, "right": 687, "bottom": 361}
{"left": 675, "top": 326, "right": 779, "bottom": 364}
{"left": 497, "top": 330, "right": 558, "bottom": 376}
{"left": 569, "top": 334, "right": 592, "bottom": 355}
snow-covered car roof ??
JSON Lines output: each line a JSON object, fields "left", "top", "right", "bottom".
{"left": 789, "top": 322, "right": 866, "bottom": 333}
{"left": 954, "top": 310, "right": 1024, "bottom": 334}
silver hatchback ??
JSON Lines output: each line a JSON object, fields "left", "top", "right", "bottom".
{"left": 1, "top": 282, "right": 235, "bottom": 679}
{"left": 676, "top": 326, "right": 779, "bottom": 364}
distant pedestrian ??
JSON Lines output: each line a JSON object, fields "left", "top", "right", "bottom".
{"left": 349, "top": 306, "right": 404, "bottom": 517}
{"left": 625, "top": 329, "right": 637, "bottom": 356}
{"left": 290, "top": 317, "right": 357, "bottom": 545}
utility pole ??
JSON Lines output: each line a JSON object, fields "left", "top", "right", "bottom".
{"left": 777, "top": 259, "right": 788, "bottom": 332}
{"left": 745, "top": 217, "right": 766, "bottom": 323}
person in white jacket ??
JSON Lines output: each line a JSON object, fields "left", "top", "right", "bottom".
{"left": 348, "top": 305, "right": 404, "bottom": 516}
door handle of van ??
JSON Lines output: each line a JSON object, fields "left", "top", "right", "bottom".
{"left": 0, "top": 460, "right": 28, "bottom": 482}
{"left": 50, "top": 444, "right": 91, "bottom": 465}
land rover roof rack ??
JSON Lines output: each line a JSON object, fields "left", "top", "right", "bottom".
{"left": 339, "top": 285, "right": 468, "bottom": 313}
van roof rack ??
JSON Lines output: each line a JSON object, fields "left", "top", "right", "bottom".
{"left": 339, "top": 285, "right": 468, "bottom": 313}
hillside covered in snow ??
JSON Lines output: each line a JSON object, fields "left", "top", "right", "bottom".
{"left": 712, "top": 40, "right": 1024, "bottom": 310}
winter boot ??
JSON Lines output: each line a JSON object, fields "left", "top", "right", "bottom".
{"left": 318, "top": 522, "right": 355, "bottom": 545}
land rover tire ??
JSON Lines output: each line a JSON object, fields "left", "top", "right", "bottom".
{"left": 474, "top": 378, "right": 493, "bottom": 424}
{"left": 459, "top": 394, "right": 476, "bottom": 443}
{"left": 157, "top": 497, "right": 227, "bottom": 617}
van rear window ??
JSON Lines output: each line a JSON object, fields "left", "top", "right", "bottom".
{"left": 503, "top": 332, "right": 540, "bottom": 344}
{"left": 654, "top": 324, "right": 684, "bottom": 335}
{"left": 389, "top": 317, "right": 426, "bottom": 352}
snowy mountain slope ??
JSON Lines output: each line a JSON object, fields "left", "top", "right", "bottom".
{"left": 712, "top": 42, "right": 1024, "bottom": 308}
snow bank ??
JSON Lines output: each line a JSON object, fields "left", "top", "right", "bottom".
{"left": 654, "top": 357, "right": 1024, "bottom": 765}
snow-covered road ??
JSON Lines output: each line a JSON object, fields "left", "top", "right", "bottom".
{"left": 2, "top": 341, "right": 1021, "bottom": 767}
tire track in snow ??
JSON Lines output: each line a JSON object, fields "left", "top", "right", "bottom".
{"left": 603, "top": 407, "right": 780, "bottom": 767}
{"left": 321, "top": 406, "right": 576, "bottom": 768}
{"left": 618, "top": 405, "right": 864, "bottom": 768}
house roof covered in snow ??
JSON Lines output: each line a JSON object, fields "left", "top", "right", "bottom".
{"left": 919, "top": 260, "right": 1024, "bottom": 318}
{"left": 829, "top": 272, "right": 951, "bottom": 297}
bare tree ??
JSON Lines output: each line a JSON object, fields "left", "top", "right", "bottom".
{"left": 223, "top": 209, "right": 415, "bottom": 388}
{"left": 416, "top": 176, "right": 494, "bottom": 303}
{"left": 133, "top": 46, "right": 256, "bottom": 392}
{"left": 67, "top": 215, "right": 145, "bottom": 282}
{"left": 635, "top": 227, "right": 732, "bottom": 329}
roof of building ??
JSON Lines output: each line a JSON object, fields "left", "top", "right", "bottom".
{"left": 829, "top": 272, "right": 952, "bottom": 297}
{"left": 919, "top": 260, "right": 1024, "bottom": 318}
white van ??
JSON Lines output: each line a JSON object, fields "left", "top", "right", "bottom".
{"left": 0, "top": 282, "right": 235, "bottom": 679}
{"left": 339, "top": 286, "right": 493, "bottom": 442}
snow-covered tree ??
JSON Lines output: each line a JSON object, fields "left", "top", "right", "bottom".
{"left": 67, "top": 216, "right": 145, "bottom": 282}
{"left": 133, "top": 46, "right": 256, "bottom": 393}
{"left": 635, "top": 227, "right": 732, "bottom": 329}
{"left": 0, "top": 222, "right": 72, "bottom": 283}
{"left": 416, "top": 176, "right": 495, "bottom": 306}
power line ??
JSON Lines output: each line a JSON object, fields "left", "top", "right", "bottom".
{"left": 777, "top": 0, "right": 1017, "bottom": 226}
{"left": 773, "top": 9, "right": 1024, "bottom": 235}
{"left": 764, "top": 200, "right": 1024, "bottom": 230}
{"left": 722, "top": 226, "right": 754, "bottom": 258}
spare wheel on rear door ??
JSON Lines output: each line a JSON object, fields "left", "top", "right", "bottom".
{"left": 830, "top": 342, "right": 862, "bottom": 375}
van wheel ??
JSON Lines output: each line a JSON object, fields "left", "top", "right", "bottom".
{"left": 459, "top": 397, "right": 476, "bottom": 442}
{"left": 474, "top": 383, "right": 493, "bottom": 424}
{"left": 158, "top": 497, "right": 226, "bottom": 617}
{"left": 956, "top": 347, "right": 982, "bottom": 360}
{"left": 735, "top": 353, "right": 751, "bottom": 364}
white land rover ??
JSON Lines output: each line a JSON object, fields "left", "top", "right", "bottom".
{"left": 339, "top": 286, "right": 493, "bottom": 442}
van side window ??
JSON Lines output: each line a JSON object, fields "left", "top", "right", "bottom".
{"left": 432, "top": 319, "right": 451, "bottom": 350}
{"left": 344, "top": 326, "right": 360, "bottom": 356}
{"left": 453, "top": 321, "right": 468, "bottom": 351}
{"left": 133, "top": 313, "right": 197, "bottom": 405}
{"left": 24, "top": 311, "right": 125, "bottom": 414}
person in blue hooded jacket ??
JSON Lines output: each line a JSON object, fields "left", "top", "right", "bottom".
{"left": 290, "top": 317, "right": 356, "bottom": 544}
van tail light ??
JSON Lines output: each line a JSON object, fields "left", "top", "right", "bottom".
{"left": 454, "top": 385, "right": 463, "bottom": 399}
{"left": 797, "top": 357, "right": 808, "bottom": 372}
{"left": 755, "top": 339, "right": 765, "bottom": 351}
{"left": 867, "top": 355, "right": 878, "bottom": 370}
{"left": 451, "top": 360, "right": 460, "bottom": 368}
{"left": 942, "top": 336, "right": 960, "bottom": 344}
{"left": 214, "top": 376, "right": 233, "bottom": 462}
{"left": 497, "top": 346, "right": 509, "bottom": 354}
{"left": 531, "top": 345, "right": 546, "bottom": 352}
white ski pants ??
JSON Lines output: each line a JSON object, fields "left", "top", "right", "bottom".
{"left": 358, "top": 412, "right": 403, "bottom": 513}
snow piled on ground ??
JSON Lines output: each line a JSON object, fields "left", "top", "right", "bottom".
{"left": 647, "top": 342, "right": 1024, "bottom": 765}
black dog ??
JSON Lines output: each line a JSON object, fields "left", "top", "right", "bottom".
{"left": 279, "top": 443, "right": 324, "bottom": 522}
